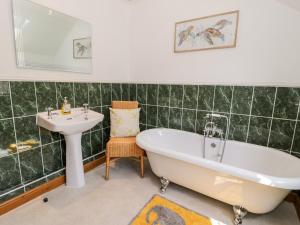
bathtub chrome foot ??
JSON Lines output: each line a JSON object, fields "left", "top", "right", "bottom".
{"left": 160, "top": 177, "right": 169, "bottom": 194}
{"left": 233, "top": 206, "right": 248, "bottom": 225}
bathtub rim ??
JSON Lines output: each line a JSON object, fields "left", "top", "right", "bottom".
{"left": 136, "top": 128, "right": 300, "bottom": 190}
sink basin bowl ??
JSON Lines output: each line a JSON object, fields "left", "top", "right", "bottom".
{"left": 37, "top": 108, "right": 104, "bottom": 135}
{"left": 36, "top": 108, "right": 104, "bottom": 188}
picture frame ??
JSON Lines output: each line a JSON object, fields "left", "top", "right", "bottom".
{"left": 174, "top": 11, "right": 239, "bottom": 53}
{"left": 73, "top": 37, "right": 92, "bottom": 59}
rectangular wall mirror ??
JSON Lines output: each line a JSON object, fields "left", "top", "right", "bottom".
{"left": 12, "top": 0, "right": 92, "bottom": 73}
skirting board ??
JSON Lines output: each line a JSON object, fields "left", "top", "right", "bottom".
{"left": 0, "top": 154, "right": 106, "bottom": 216}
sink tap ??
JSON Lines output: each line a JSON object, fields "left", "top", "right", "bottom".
{"left": 46, "top": 107, "right": 53, "bottom": 119}
{"left": 83, "top": 103, "right": 89, "bottom": 120}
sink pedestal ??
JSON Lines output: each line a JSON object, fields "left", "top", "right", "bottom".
{"left": 65, "top": 133, "right": 85, "bottom": 188}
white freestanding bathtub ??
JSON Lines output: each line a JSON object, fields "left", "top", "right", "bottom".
{"left": 136, "top": 128, "right": 300, "bottom": 215}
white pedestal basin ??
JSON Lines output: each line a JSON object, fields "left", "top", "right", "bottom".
{"left": 36, "top": 108, "right": 104, "bottom": 188}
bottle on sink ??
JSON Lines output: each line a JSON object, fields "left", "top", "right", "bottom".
{"left": 61, "top": 97, "right": 71, "bottom": 115}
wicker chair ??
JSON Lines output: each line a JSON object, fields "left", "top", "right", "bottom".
{"left": 105, "top": 101, "right": 145, "bottom": 180}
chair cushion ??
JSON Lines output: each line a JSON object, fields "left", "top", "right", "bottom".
{"left": 110, "top": 108, "right": 140, "bottom": 137}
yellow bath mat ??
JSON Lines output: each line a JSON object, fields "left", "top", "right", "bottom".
{"left": 130, "top": 195, "right": 226, "bottom": 225}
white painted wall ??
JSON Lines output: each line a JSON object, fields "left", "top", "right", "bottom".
{"left": 0, "top": 0, "right": 131, "bottom": 82}
{"left": 1, "top": 0, "right": 300, "bottom": 85}
{"left": 130, "top": 0, "right": 300, "bottom": 86}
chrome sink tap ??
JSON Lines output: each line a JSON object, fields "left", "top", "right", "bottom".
{"left": 46, "top": 107, "right": 53, "bottom": 119}
{"left": 83, "top": 103, "right": 89, "bottom": 120}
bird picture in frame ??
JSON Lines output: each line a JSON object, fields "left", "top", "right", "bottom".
{"left": 73, "top": 37, "right": 92, "bottom": 59}
{"left": 174, "top": 11, "right": 239, "bottom": 53}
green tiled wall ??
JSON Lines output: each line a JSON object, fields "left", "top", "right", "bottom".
{"left": 0, "top": 81, "right": 116, "bottom": 203}
{"left": 131, "top": 84, "right": 300, "bottom": 159}
{"left": 1, "top": 81, "right": 300, "bottom": 204}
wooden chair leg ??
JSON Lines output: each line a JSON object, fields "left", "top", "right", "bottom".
{"left": 140, "top": 155, "right": 144, "bottom": 178}
{"left": 105, "top": 154, "right": 110, "bottom": 180}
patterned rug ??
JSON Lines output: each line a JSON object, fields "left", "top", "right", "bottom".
{"left": 130, "top": 195, "right": 226, "bottom": 225}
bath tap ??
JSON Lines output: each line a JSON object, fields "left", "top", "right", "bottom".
{"left": 203, "top": 113, "right": 229, "bottom": 163}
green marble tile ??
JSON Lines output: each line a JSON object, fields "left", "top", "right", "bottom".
{"left": 231, "top": 86, "right": 253, "bottom": 115}
{"left": 15, "top": 116, "right": 40, "bottom": 149}
{"left": 74, "top": 83, "right": 88, "bottom": 107}
{"left": 182, "top": 109, "right": 196, "bottom": 132}
{"left": 0, "top": 154, "right": 22, "bottom": 194}
{"left": 147, "top": 84, "right": 158, "bottom": 105}
{"left": 198, "top": 86, "right": 214, "bottom": 111}
{"left": 213, "top": 86, "right": 233, "bottom": 113}
{"left": 292, "top": 123, "right": 300, "bottom": 154}
{"left": 129, "top": 84, "right": 137, "bottom": 101}
{"left": 10, "top": 82, "right": 37, "bottom": 117}
{"left": 35, "top": 82, "right": 57, "bottom": 112}
{"left": 169, "top": 108, "right": 182, "bottom": 130}
{"left": 82, "top": 133, "right": 92, "bottom": 159}
{"left": 91, "top": 130, "right": 103, "bottom": 155}
{"left": 0, "top": 82, "right": 13, "bottom": 119}
{"left": 0, "top": 188, "right": 24, "bottom": 203}
{"left": 140, "top": 104, "right": 147, "bottom": 124}
{"left": 47, "top": 170, "right": 65, "bottom": 181}
{"left": 101, "top": 106, "right": 110, "bottom": 128}
{"left": 40, "top": 127, "right": 60, "bottom": 145}
{"left": 183, "top": 85, "right": 198, "bottom": 109}
{"left": 170, "top": 85, "right": 183, "bottom": 108}
{"left": 269, "top": 119, "right": 295, "bottom": 151}
{"left": 19, "top": 147, "right": 44, "bottom": 184}
{"left": 137, "top": 84, "right": 147, "bottom": 104}
{"left": 251, "top": 87, "right": 276, "bottom": 117}
{"left": 102, "top": 128, "right": 110, "bottom": 147}
{"left": 157, "top": 107, "right": 169, "bottom": 128}
{"left": 112, "top": 83, "right": 122, "bottom": 101}
{"left": 56, "top": 82, "right": 75, "bottom": 109}
{"left": 158, "top": 85, "right": 170, "bottom": 107}
{"left": 88, "top": 83, "right": 101, "bottom": 107}
{"left": 25, "top": 178, "right": 46, "bottom": 191}
{"left": 60, "top": 140, "right": 66, "bottom": 167}
{"left": 101, "top": 83, "right": 112, "bottom": 106}
{"left": 121, "top": 84, "right": 130, "bottom": 101}
{"left": 247, "top": 116, "right": 271, "bottom": 146}
{"left": 229, "top": 115, "right": 249, "bottom": 142}
{"left": 140, "top": 124, "right": 146, "bottom": 131}
{"left": 90, "top": 106, "right": 102, "bottom": 131}
{"left": 211, "top": 113, "right": 230, "bottom": 138}
{"left": 196, "top": 111, "right": 210, "bottom": 135}
{"left": 274, "top": 87, "right": 300, "bottom": 120}
{"left": 292, "top": 152, "right": 300, "bottom": 158}
{"left": 0, "top": 119, "right": 16, "bottom": 156}
{"left": 42, "top": 142, "right": 63, "bottom": 175}
{"left": 147, "top": 105, "right": 157, "bottom": 126}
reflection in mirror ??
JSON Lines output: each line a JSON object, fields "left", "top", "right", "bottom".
{"left": 12, "top": 0, "right": 92, "bottom": 73}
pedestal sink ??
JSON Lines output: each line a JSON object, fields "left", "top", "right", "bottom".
{"left": 36, "top": 108, "right": 104, "bottom": 188}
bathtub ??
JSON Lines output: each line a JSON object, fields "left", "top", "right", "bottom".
{"left": 136, "top": 128, "right": 300, "bottom": 214}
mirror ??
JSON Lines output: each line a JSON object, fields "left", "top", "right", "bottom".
{"left": 12, "top": 0, "right": 92, "bottom": 73}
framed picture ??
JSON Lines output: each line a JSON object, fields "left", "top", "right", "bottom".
{"left": 73, "top": 37, "right": 92, "bottom": 59}
{"left": 174, "top": 11, "right": 239, "bottom": 53}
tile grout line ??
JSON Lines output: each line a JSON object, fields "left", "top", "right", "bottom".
{"left": 228, "top": 86, "right": 235, "bottom": 139}
{"left": 180, "top": 85, "right": 185, "bottom": 130}
{"left": 267, "top": 87, "right": 278, "bottom": 147}
{"left": 100, "top": 84, "right": 104, "bottom": 151}
{"left": 88, "top": 84, "right": 93, "bottom": 157}
{"left": 167, "top": 85, "right": 171, "bottom": 128}
{"left": 246, "top": 87, "right": 255, "bottom": 142}
{"left": 33, "top": 81, "right": 46, "bottom": 183}
{"left": 156, "top": 85, "right": 159, "bottom": 127}
{"left": 145, "top": 84, "right": 148, "bottom": 128}
{"left": 290, "top": 98, "right": 300, "bottom": 154}
{"left": 72, "top": 82, "right": 75, "bottom": 107}
{"left": 8, "top": 81, "right": 26, "bottom": 193}
{"left": 194, "top": 85, "right": 200, "bottom": 133}
{"left": 55, "top": 82, "right": 64, "bottom": 168}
